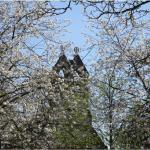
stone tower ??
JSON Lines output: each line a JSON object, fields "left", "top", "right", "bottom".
{"left": 52, "top": 46, "right": 106, "bottom": 149}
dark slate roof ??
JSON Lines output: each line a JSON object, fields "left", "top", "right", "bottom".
{"left": 53, "top": 53, "right": 88, "bottom": 78}
{"left": 53, "top": 54, "right": 70, "bottom": 72}
{"left": 73, "top": 54, "right": 89, "bottom": 77}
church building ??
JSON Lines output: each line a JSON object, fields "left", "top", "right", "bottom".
{"left": 51, "top": 46, "right": 106, "bottom": 149}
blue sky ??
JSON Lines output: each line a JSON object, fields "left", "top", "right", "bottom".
{"left": 54, "top": 3, "right": 101, "bottom": 71}
{"left": 25, "top": 2, "right": 95, "bottom": 70}
{"left": 60, "top": 4, "right": 86, "bottom": 47}
{"left": 25, "top": 1, "right": 150, "bottom": 71}
{"left": 54, "top": 3, "right": 96, "bottom": 70}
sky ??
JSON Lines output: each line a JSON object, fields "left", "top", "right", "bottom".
{"left": 25, "top": 1, "right": 150, "bottom": 72}
{"left": 51, "top": 2, "right": 87, "bottom": 47}
{"left": 60, "top": 4, "right": 86, "bottom": 47}
{"left": 57, "top": 4, "right": 89, "bottom": 52}
{"left": 55, "top": 3, "right": 97, "bottom": 70}
{"left": 25, "top": 2, "right": 95, "bottom": 70}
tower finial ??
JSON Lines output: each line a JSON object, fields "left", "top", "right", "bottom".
{"left": 60, "top": 45, "right": 65, "bottom": 56}
{"left": 74, "top": 47, "right": 79, "bottom": 55}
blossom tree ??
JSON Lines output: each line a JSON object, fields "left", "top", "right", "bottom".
{"left": 83, "top": 1, "right": 150, "bottom": 148}
{"left": 0, "top": 1, "right": 72, "bottom": 148}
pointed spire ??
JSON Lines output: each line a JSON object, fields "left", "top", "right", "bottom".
{"left": 74, "top": 47, "right": 79, "bottom": 55}
{"left": 60, "top": 45, "right": 65, "bottom": 56}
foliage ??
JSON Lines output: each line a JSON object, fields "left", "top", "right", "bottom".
{"left": 53, "top": 79, "right": 106, "bottom": 149}
{"left": 85, "top": 1, "right": 150, "bottom": 148}
{"left": 80, "top": 0, "right": 150, "bottom": 27}
{"left": 1, "top": 1, "right": 150, "bottom": 149}
{"left": 115, "top": 102, "right": 150, "bottom": 149}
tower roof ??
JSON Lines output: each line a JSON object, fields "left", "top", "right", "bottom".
{"left": 53, "top": 47, "right": 89, "bottom": 78}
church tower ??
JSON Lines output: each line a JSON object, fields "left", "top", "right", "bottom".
{"left": 52, "top": 46, "right": 106, "bottom": 149}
